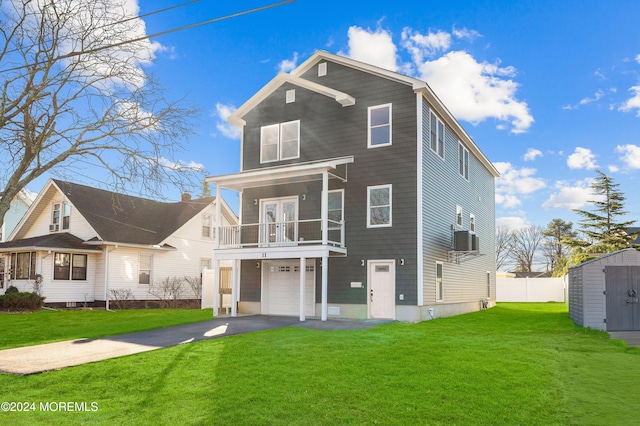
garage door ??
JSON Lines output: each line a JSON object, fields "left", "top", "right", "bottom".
{"left": 262, "top": 260, "right": 315, "bottom": 316}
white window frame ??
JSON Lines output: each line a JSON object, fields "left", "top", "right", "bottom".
{"left": 458, "top": 141, "right": 469, "bottom": 180}
{"left": 470, "top": 214, "right": 476, "bottom": 233}
{"left": 368, "top": 104, "right": 392, "bottom": 148}
{"left": 286, "top": 89, "right": 295, "bottom": 104}
{"left": 327, "top": 189, "right": 344, "bottom": 230}
{"left": 487, "top": 271, "right": 491, "bottom": 299}
{"left": 202, "top": 214, "right": 212, "bottom": 238}
{"left": 260, "top": 120, "right": 300, "bottom": 163}
{"left": 318, "top": 62, "right": 327, "bottom": 77}
{"left": 62, "top": 202, "right": 71, "bottom": 230}
{"left": 367, "top": 184, "right": 392, "bottom": 228}
{"left": 456, "top": 205, "right": 463, "bottom": 227}
{"left": 436, "top": 261, "right": 444, "bottom": 301}
{"left": 430, "top": 111, "right": 445, "bottom": 159}
{"left": 138, "top": 253, "right": 153, "bottom": 285}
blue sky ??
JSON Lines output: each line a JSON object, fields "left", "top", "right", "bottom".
{"left": 26, "top": 0, "right": 640, "bottom": 231}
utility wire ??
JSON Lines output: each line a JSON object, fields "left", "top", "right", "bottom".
{"left": 0, "top": 0, "right": 295, "bottom": 74}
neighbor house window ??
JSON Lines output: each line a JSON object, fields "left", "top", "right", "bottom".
{"left": 458, "top": 141, "right": 469, "bottom": 180}
{"left": 10, "top": 252, "right": 36, "bottom": 280}
{"left": 200, "top": 258, "right": 212, "bottom": 271}
{"left": 260, "top": 120, "right": 300, "bottom": 163}
{"left": 139, "top": 254, "right": 152, "bottom": 285}
{"left": 52, "top": 203, "right": 61, "bottom": 230}
{"left": 367, "top": 185, "right": 392, "bottom": 228}
{"left": 51, "top": 202, "right": 70, "bottom": 231}
{"left": 436, "top": 261, "right": 444, "bottom": 301}
{"left": 456, "top": 205, "right": 463, "bottom": 227}
{"left": 430, "top": 111, "right": 444, "bottom": 158}
{"left": 470, "top": 214, "right": 476, "bottom": 233}
{"left": 53, "top": 253, "right": 87, "bottom": 280}
{"left": 368, "top": 104, "right": 392, "bottom": 148}
{"left": 328, "top": 189, "right": 344, "bottom": 230}
{"left": 62, "top": 202, "right": 71, "bottom": 230}
{"left": 202, "top": 214, "right": 212, "bottom": 238}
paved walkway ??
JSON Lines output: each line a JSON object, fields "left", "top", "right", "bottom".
{"left": 609, "top": 331, "right": 640, "bottom": 347}
{"left": 0, "top": 315, "right": 391, "bottom": 375}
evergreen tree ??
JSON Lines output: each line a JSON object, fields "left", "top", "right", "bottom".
{"left": 542, "top": 218, "right": 576, "bottom": 276}
{"left": 565, "top": 170, "right": 636, "bottom": 254}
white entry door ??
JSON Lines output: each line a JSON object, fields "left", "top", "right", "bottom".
{"left": 260, "top": 197, "right": 298, "bottom": 245}
{"left": 368, "top": 260, "right": 396, "bottom": 319}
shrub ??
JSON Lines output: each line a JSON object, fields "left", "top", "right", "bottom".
{"left": 0, "top": 291, "right": 45, "bottom": 311}
{"left": 109, "top": 288, "right": 135, "bottom": 310}
{"left": 5, "top": 285, "right": 19, "bottom": 294}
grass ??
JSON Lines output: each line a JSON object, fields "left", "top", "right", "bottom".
{"left": 0, "top": 308, "right": 213, "bottom": 349}
{"left": 1, "top": 303, "right": 638, "bottom": 425}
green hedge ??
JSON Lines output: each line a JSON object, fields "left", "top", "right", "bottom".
{"left": 0, "top": 291, "right": 45, "bottom": 311}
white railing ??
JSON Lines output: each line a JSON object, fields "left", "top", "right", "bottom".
{"left": 216, "top": 219, "right": 345, "bottom": 249}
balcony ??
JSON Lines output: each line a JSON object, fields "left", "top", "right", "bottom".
{"left": 216, "top": 219, "right": 345, "bottom": 250}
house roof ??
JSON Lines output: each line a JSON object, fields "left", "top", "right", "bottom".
{"left": 227, "top": 50, "right": 499, "bottom": 178}
{"left": 0, "top": 232, "right": 102, "bottom": 253}
{"left": 8, "top": 179, "right": 237, "bottom": 248}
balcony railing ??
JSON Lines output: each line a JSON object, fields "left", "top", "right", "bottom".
{"left": 215, "top": 219, "right": 345, "bottom": 249}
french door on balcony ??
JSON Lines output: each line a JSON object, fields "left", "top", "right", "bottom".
{"left": 260, "top": 197, "right": 298, "bottom": 246}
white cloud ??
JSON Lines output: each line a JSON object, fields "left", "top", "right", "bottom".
{"left": 401, "top": 28, "right": 451, "bottom": 62}
{"left": 158, "top": 157, "right": 204, "bottom": 172}
{"left": 616, "top": 144, "right": 640, "bottom": 169}
{"left": 340, "top": 26, "right": 399, "bottom": 72}
{"left": 523, "top": 148, "right": 543, "bottom": 161}
{"left": 567, "top": 147, "right": 597, "bottom": 169}
{"left": 619, "top": 85, "right": 640, "bottom": 116}
{"left": 542, "top": 179, "right": 595, "bottom": 210}
{"left": 494, "top": 161, "right": 546, "bottom": 208}
{"left": 579, "top": 89, "right": 604, "bottom": 105}
{"left": 636, "top": 54, "right": 640, "bottom": 64}
{"left": 496, "top": 216, "right": 529, "bottom": 231}
{"left": 452, "top": 27, "right": 481, "bottom": 42}
{"left": 608, "top": 165, "right": 620, "bottom": 173}
{"left": 416, "top": 51, "right": 533, "bottom": 133}
{"left": 214, "top": 103, "right": 241, "bottom": 140}
{"left": 278, "top": 52, "right": 299, "bottom": 73}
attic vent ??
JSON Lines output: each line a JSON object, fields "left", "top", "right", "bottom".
{"left": 318, "top": 62, "right": 327, "bottom": 77}
{"left": 286, "top": 89, "right": 295, "bottom": 103}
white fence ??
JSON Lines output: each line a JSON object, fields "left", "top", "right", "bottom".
{"left": 496, "top": 277, "right": 567, "bottom": 302}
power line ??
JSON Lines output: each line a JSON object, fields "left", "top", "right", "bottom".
{"left": 0, "top": 0, "right": 296, "bottom": 74}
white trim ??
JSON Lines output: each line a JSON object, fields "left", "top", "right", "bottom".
{"left": 436, "top": 261, "right": 444, "bottom": 302}
{"left": 456, "top": 205, "right": 463, "bottom": 227}
{"left": 367, "top": 103, "right": 392, "bottom": 148}
{"left": 416, "top": 94, "right": 424, "bottom": 306}
{"left": 367, "top": 184, "right": 392, "bottom": 228}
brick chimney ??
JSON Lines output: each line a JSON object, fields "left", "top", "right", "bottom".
{"left": 181, "top": 193, "right": 192, "bottom": 202}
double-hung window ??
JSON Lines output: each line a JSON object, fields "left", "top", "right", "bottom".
{"left": 368, "top": 104, "right": 392, "bottom": 148}
{"left": 430, "top": 111, "right": 444, "bottom": 158}
{"left": 202, "top": 214, "right": 212, "bottom": 238}
{"left": 436, "top": 261, "right": 444, "bottom": 301}
{"left": 459, "top": 141, "right": 469, "bottom": 180}
{"left": 53, "top": 253, "right": 87, "bottom": 280}
{"left": 51, "top": 202, "right": 71, "bottom": 231}
{"left": 367, "top": 185, "right": 392, "bottom": 228}
{"left": 456, "top": 205, "right": 463, "bottom": 227}
{"left": 260, "top": 120, "right": 300, "bottom": 163}
{"left": 139, "top": 254, "right": 152, "bottom": 285}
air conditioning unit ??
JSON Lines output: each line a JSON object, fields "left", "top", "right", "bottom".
{"left": 49, "top": 224, "right": 59, "bottom": 232}
{"left": 454, "top": 230, "right": 472, "bottom": 251}
{"left": 472, "top": 234, "right": 480, "bottom": 252}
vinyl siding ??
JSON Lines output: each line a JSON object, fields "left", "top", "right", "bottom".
{"left": 421, "top": 99, "right": 496, "bottom": 305}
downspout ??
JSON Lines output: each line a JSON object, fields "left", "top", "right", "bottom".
{"left": 104, "top": 245, "right": 118, "bottom": 311}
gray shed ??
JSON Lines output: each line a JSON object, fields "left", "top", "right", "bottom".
{"left": 568, "top": 248, "right": 640, "bottom": 331}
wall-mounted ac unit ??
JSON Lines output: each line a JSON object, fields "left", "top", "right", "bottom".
{"left": 49, "top": 224, "right": 59, "bottom": 232}
{"left": 472, "top": 234, "right": 480, "bottom": 252}
{"left": 454, "top": 230, "right": 472, "bottom": 251}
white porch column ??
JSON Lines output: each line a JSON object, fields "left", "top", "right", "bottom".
{"left": 321, "top": 171, "right": 328, "bottom": 245}
{"left": 321, "top": 255, "right": 328, "bottom": 321}
{"left": 231, "top": 259, "right": 239, "bottom": 317}
{"left": 299, "top": 257, "right": 306, "bottom": 321}
{"left": 213, "top": 258, "right": 220, "bottom": 317}
{"left": 215, "top": 185, "right": 222, "bottom": 248}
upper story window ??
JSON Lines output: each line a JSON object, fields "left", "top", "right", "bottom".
{"left": 260, "top": 120, "right": 300, "bottom": 163}
{"left": 202, "top": 214, "right": 212, "bottom": 238}
{"left": 368, "top": 104, "right": 392, "bottom": 148}
{"left": 328, "top": 190, "right": 344, "bottom": 230}
{"left": 470, "top": 214, "right": 476, "bottom": 233}
{"left": 430, "top": 111, "right": 444, "bottom": 158}
{"left": 367, "top": 184, "right": 392, "bottom": 228}
{"left": 459, "top": 141, "right": 469, "bottom": 180}
{"left": 456, "top": 205, "right": 463, "bottom": 227}
{"left": 51, "top": 202, "right": 71, "bottom": 231}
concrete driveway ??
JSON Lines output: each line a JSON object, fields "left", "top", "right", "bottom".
{"left": 0, "top": 315, "right": 392, "bottom": 375}
{"left": 609, "top": 331, "right": 640, "bottom": 347}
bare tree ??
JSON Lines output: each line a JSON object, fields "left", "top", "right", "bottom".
{"left": 510, "top": 226, "right": 544, "bottom": 272}
{"left": 0, "top": 0, "right": 199, "bottom": 225}
{"left": 495, "top": 225, "right": 513, "bottom": 271}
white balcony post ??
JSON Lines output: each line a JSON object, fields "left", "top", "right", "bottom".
{"left": 215, "top": 184, "right": 222, "bottom": 249}
{"left": 299, "top": 257, "right": 306, "bottom": 321}
{"left": 231, "top": 259, "right": 238, "bottom": 317}
{"left": 321, "top": 171, "right": 328, "bottom": 245}
{"left": 213, "top": 258, "right": 220, "bottom": 317}
{"left": 321, "top": 255, "right": 328, "bottom": 321}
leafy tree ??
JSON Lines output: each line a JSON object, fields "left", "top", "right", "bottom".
{"left": 564, "top": 170, "right": 636, "bottom": 253}
{"left": 542, "top": 218, "right": 576, "bottom": 275}
{"left": 0, "top": 0, "right": 198, "bottom": 226}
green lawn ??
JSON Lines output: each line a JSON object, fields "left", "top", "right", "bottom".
{"left": 1, "top": 303, "right": 638, "bottom": 425}
{"left": 0, "top": 308, "right": 213, "bottom": 349}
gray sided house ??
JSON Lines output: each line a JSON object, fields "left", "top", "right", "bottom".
{"left": 569, "top": 248, "right": 640, "bottom": 331}
{"left": 207, "top": 50, "right": 498, "bottom": 322}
